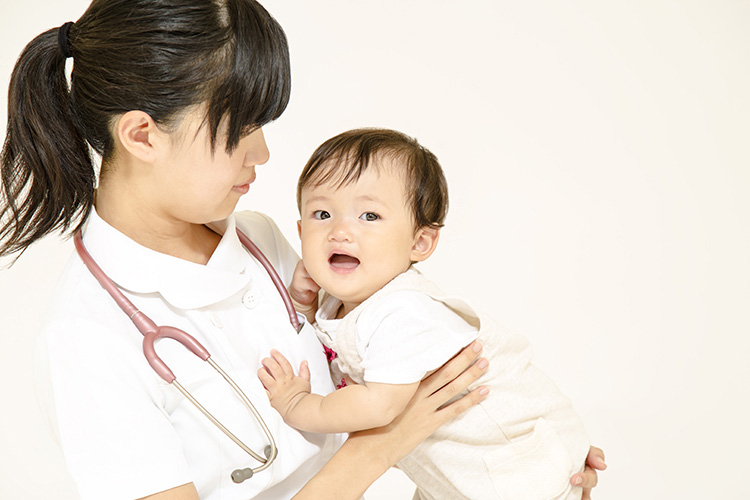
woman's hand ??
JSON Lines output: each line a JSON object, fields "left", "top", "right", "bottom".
{"left": 355, "top": 340, "right": 490, "bottom": 467}
{"left": 571, "top": 446, "right": 607, "bottom": 499}
{"left": 293, "top": 341, "right": 488, "bottom": 499}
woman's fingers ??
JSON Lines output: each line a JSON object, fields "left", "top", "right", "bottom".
{"left": 434, "top": 385, "right": 489, "bottom": 422}
{"left": 586, "top": 446, "right": 607, "bottom": 470}
{"left": 419, "top": 341, "right": 483, "bottom": 397}
{"left": 579, "top": 466, "right": 598, "bottom": 500}
{"left": 573, "top": 445, "right": 606, "bottom": 499}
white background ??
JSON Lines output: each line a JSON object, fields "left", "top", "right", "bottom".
{"left": 1, "top": 1, "right": 748, "bottom": 499}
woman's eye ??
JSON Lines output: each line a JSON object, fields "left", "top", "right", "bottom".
{"left": 313, "top": 210, "right": 331, "bottom": 220}
{"left": 360, "top": 212, "right": 379, "bottom": 222}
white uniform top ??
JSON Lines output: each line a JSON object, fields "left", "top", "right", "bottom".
{"left": 34, "top": 209, "right": 345, "bottom": 500}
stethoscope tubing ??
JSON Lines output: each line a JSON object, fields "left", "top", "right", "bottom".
{"left": 72, "top": 227, "right": 297, "bottom": 482}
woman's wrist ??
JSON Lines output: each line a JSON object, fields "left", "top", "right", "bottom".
{"left": 293, "top": 433, "right": 390, "bottom": 500}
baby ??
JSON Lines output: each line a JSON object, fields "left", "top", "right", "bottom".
{"left": 259, "top": 128, "right": 590, "bottom": 499}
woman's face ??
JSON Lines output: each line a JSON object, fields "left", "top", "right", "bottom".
{"left": 150, "top": 110, "right": 270, "bottom": 225}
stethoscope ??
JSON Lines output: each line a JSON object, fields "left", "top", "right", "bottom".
{"left": 73, "top": 227, "right": 302, "bottom": 484}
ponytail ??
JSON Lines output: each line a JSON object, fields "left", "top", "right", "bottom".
{"left": 1, "top": 25, "right": 95, "bottom": 258}
{"left": 1, "top": 0, "right": 290, "bottom": 260}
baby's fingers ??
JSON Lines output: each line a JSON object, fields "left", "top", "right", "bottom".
{"left": 270, "top": 349, "right": 295, "bottom": 375}
{"left": 257, "top": 366, "right": 276, "bottom": 391}
{"left": 298, "top": 360, "right": 311, "bottom": 381}
{"left": 260, "top": 353, "right": 286, "bottom": 381}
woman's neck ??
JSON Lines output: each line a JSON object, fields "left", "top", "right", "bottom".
{"left": 95, "top": 176, "right": 221, "bottom": 265}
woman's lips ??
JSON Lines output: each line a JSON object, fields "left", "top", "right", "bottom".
{"left": 233, "top": 171, "right": 256, "bottom": 194}
{"left": 329, "top": 253, "right": 360, "bottom": 273}
{"left": 232, "top": 183, "right": 250, "bottom": 194}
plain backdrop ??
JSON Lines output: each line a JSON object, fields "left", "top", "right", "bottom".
{"left": 1, "top": 1, "right": 748, "bottom": 499}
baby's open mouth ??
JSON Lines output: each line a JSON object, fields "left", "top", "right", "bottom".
{"left": 329, "top": 253, "right": 360, "bottom": 270}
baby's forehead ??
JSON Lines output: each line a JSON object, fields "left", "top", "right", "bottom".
{"left": 305, "top": 152, "right": 408, "bottom": 190}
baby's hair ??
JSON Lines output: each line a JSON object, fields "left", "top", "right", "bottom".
{"left": 1, "top": 0, "right": 290, "bottom": 258}
{"left": 297, "top": 128, "right": 449, "bottom": 231}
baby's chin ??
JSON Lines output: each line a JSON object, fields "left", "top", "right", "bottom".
{"left": 316, "top": 280, "right": 377, "bottom": 310}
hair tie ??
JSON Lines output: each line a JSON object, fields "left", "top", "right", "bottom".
{"left": 58, "top": 22, "right": 74, "bottom": 59}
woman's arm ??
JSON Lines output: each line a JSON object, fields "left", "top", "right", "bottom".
{"left": 293, "top": 341, "right": 489, "bottom": 500}
{"left": 136, "top": 344, "right": 605, "bottom": 500}
{"left": 137, "top": 483, "right": 200, "bottom": 500}
{"left": 260, "top": 349, "right": 419, "bottom": 433}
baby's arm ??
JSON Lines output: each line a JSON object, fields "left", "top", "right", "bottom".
{"left": 258, "top": 350, "right": 419, "bottom": 434}
{"left": 289, "top": 260, "right": 320, "bottom": 324}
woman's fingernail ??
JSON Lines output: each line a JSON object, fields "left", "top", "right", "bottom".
{"left": 472, "top": 341, "right": 483, "bottom": 353}
{"left": 574, "top": 476, "right": 583, "bottom": 486}
{"left": 477, "top": 358, "right": 489, "bottom": 370}
{"left": 479, "top": 386, "right": 490, "bottom": 396}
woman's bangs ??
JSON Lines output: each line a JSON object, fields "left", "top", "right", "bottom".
{"left": 210, "top": 0, "right": 291, "bottom": 152}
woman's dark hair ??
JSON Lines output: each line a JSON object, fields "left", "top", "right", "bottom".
{"left": 297, "top": 128, "right": 449, "bottom": 231}
{"left": 1, "top": 0, "right": 290, "bottom": 258}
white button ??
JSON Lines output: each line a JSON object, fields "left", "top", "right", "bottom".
{"left": 209, "top": 312, "right": 223, "bottom": 329}
{"left": 242, "top": 291, "right": 258, "bottom": 309}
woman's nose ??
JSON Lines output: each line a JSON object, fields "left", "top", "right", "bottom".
{"left": 244, "top": 127, "right": 270, "bottom": 166}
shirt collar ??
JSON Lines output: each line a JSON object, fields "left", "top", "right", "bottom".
{"left": 81, "top": 209, "right": 252, "bottom": 310}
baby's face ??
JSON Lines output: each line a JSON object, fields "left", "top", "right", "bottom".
{"left": 298, "top": 163, "right": 421, "bottom": 314}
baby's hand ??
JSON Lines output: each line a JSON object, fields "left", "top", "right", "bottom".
{"left": 258, "top": 349, "right": 311, "bottom": 423}
{"left": 290, "top": 260, "right": 320, "bottom": 323}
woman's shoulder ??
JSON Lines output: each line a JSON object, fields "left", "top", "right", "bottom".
{"left": 234, "top": 210, "right": 286, "bottom": 253}
{"left": 233, "top": 210, "right": 299, "bottom": 284}
{"left": 38, "top": 253, "right": 136, "bottom": 349}
{"left": 234, "top": 210, "right": 280, "bottom": 236}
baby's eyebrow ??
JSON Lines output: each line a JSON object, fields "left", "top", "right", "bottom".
{"left": 354, "top": 195, "right": 385, "bottom": 204}
{"left": 304, "top": 195, "right": 330, "bottom": 205}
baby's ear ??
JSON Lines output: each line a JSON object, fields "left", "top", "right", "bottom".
{"left": 410, "top": 226, "right": 440, "bottom": 262}
{"left": 297, "top": 220, "right": 302, "bottom": 239}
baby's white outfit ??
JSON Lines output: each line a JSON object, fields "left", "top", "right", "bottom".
{"left": 314, "top": 267, "right": 590, "bottom": 500}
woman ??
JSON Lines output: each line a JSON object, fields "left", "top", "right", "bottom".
{"left": 0, "top": 1, "right": 604, "bottom": 498}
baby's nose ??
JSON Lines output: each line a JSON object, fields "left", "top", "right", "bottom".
{"left": 328, "top": 221, "right": 353, "bottom": 242}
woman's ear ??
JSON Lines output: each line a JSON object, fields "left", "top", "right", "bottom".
{"left": 114, "top": 110, "right": 161, "bottom": 163}
{"left": 410, "top": 226, "right": 440, "bottom": 263}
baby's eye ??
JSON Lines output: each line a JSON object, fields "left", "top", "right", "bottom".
{"left": 360, "top": 212, "right": 379, "bottom": 222}
{"left": 313, "top": 210, "right": 331, "bottom": 220}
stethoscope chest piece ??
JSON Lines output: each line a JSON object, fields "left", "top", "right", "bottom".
{"left": 73, "top": 228, "right": 296, "bottom": 483}
{"left": 231, "top": 445, "right": 275, "bottom": 483}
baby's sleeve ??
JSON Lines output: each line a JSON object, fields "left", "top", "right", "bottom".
{"left": 358, "top": 291, "right": 479, "bottom": 385}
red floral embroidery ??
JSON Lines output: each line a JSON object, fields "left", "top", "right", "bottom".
{"left": 323, "top": 345, "right": 338, "bottom": 363}
{"left": 336, "top": 378, "right": 347, "bottom": 389}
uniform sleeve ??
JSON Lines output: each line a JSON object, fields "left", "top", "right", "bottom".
{"left": 234, "top": 211, "right": 300, "bottom": 286}
{"left": 358, "top": 291, "right": 480, "bottom": 385}
{"left": 36, "top": 317, "right": 193, "bottom": 500}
